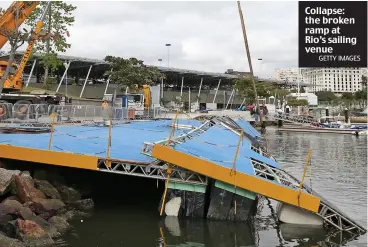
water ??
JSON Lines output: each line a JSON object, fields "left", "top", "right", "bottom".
{"left": 57, "top": 129, "right": 367, "bottom": 247}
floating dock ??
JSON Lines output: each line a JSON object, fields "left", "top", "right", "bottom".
{"left": 273, "top": 113, "right": 368, "bottom": 135}
{"left": 0, "top": 116, "right": 366, "bottom": 237}
{"left": 277, "top": 126, "right": 368, "bottom": 135}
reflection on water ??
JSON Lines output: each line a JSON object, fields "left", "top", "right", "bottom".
{"left": 57, "top": 129, "right": 367, "bottom": 247}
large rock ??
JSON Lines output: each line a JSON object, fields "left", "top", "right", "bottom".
{"left": 48, "top": 216, "right": 70, "bottom": 234}
{"left": 17, "top": 210, "right": 59, "bottom": 239}
{"left": 3, "top": 196, "right": 21, "bottom": 204}
{"left": 28, "top": 198, "right": 65, "bottom": 217}
{"left": 33, "top": 170, "right": 65, "bottom": 188}
{"left": 14, "top": 176, "right": 46, "bottom": 203}
{"left": 0, "top": 200, "right": 60, "bottom": 239}
{"left": 0, "top": 233, "right": 26, "bottom": 247}
{"left": 15, "top": 219, "right": 54, "bottom": 247}
{"left": 0, "top": 168, "right": 20, "bottom": 196}
{"left": 68, "top": 198, "right": 94, "bottom": 211}
{"left": 0, "top": 215, "right": 16, "bottom": 237}
{"left": 56, "top": 185, "right": 81, "bottom": 203}
{"left": 34, "top": 180, "right": 61, "bottom": 200}
{"left": 59, "top": 210, "right": 90, "bottom": 222}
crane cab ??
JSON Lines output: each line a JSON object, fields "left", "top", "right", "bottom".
{"left": 0, "top": 61, "right": 23, "bottom": 91}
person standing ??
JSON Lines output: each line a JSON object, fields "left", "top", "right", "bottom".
{"left": 102, "top": 100, "right": 109, "bottom": 121}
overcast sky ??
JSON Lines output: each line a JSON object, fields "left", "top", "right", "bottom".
{"left": 0, "top": 1, "right": 298, "bottom": 78}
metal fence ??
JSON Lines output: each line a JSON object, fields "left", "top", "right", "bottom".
{"left": 0, "top": 103, "right": 170, "bottom": 125}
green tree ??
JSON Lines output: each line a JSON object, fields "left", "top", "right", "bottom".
{"left": 104, "top": 56, "right": 164, "bottom": 91}
{"left": 25, "top": 1, "right": 76, "bottom": 88}
{"left": 360, "top": 75, "right": 367, "bottom": 88}
{"left": 341, "top": 92, "right": 355, "bottom": 108}
{"left": 234, "top": 78, "right": 279, "bottom": 105}
{"left": 315, "top": 91, "right": 337, "bottom": 103}
{"left": 354, "top": 89, "right": 367, "bottom": 107}
{"left": 286, "top": 98, "right": 308, "bottom": 107}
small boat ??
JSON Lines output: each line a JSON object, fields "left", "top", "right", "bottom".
{"left": 311, "top": 116, "right": 368, "bottom": 131}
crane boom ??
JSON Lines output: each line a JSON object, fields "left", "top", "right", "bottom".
{"left": 9, "top": 2, "right": 51, "bottom": 88}
{"left": 0, "top": 1, "right": 40, "bottom": 49}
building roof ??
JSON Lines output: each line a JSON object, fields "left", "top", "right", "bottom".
{"left": 0, "top": 51, "right": 312, "bottom": 86}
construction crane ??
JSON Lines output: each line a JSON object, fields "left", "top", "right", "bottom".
{"left": 0, "top": 1, "right": 39, "bottom": 49}
{"left": 0, "top": 1, "right": 66, "bottom": 119}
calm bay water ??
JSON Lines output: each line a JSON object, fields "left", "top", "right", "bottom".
{"left": 57, "top": 129, "right": 367, "bottom": 247}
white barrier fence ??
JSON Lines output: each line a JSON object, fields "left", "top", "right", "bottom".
{"left": 0, "top": 103, "right": 170, "bottom": 124}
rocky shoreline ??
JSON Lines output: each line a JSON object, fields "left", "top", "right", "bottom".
{"left": 0, "top": 167, "right": 94, "bottom": 247}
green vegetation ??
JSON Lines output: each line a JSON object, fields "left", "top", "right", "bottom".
{"left": 285, "top": 98, "right": 308, "bottom": 106}
{"left": 233, "top": 77, "right": 289, "bottom": 105}
{"left": 104, "top": 56, "right": 164, "bottom": 91}
{"left": 26, "top": 1, "right": 77, "bottom": 88}
{"left": 360, "top": 75, "right": 367, "bottom": 88}
{"left": 315, "top": 91, "right": 337, "bottom": 102}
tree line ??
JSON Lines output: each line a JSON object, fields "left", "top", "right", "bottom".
{"left": 315, "top": 75, "right": 367, "bottom": 108}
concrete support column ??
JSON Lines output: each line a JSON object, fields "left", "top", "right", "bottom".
{"left": 197, "top": 77, "right": 203, "bottom": 110}
{"left": 225, "top": 89, "right": 234, "bottom": 110}
{"left": 79, "top": 65, "right": 93, "bottom": 98}
{"left": 56, "top": 60, "right": 71, "bottom": 93}
{"left": 180, "top": 76, "right": 184, "bottom": 97}
{"left": 212, "top": 79, "right": 221, "bottom": 103}
{"left": 161, "top": 77, "right": 164, "bottom": 102}
{"left": 103, "top": 68, "right": 113, "bottom": 97}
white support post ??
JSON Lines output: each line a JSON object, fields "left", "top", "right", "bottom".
{"left": 212, "top": 78, "right": 221, "bottom": 103}
{"left": 239, "top": 97, "right": 246, "bottom": 108}
{"left": 197, "top": 77, "right": 203, "bottom": 110}
{"left": 56, "top": 61, "right": 71, "bottom": 93}
{"left": 79, "top": 65, "right": 92, "bottom": 98}
{"left": 103, "top": 68, "right": 113, "bottom": 97}
{"left": 161, "top": 77, "right": 164, "bottom": 101}
{"left": 188, "top": 87, "right": 191, "bottom": 113}
{"left": 225, "top": 89, "right": 235, "bottom": 110}
{"left": 180, "top": 76, "right": 184, "bottom": 97}
{"left": 224, "top": 90, "right": 226, "bottom": 106}
{"left": 25, "top": 60, "right": 37, "bottom": 87}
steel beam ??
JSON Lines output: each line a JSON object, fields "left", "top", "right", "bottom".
{"left": 25, "top": 60, "right": 37, "bottom": 87}
{"left": 79, "top": 65, "right": 92, "bottom": 98}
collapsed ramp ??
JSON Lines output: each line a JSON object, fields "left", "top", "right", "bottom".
{"left": 273, "top": 112, "right": 317, "bottom": 125}
{"left": 142, "top": 117, "right": 366, "bottom": 236}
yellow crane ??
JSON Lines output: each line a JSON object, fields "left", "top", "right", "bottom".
{"left": 0, "top": 1, "right": 65, "bottom": 120}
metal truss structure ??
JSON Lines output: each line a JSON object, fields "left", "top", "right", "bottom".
{"left": 97, "top": 159, "right": 207, "bottom": 186}
{"left": 140, "top": 116, "right": 367, "bottom": 236}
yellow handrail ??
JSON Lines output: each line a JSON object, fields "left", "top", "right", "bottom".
{"left": 298, "top": 149, "right": 312, "bottom": 206}
{"left": 160, "top": 110, "right": 179, "bottom": 216}
{"left": 230, "top": 129, "right": 244, "bottom": 215}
